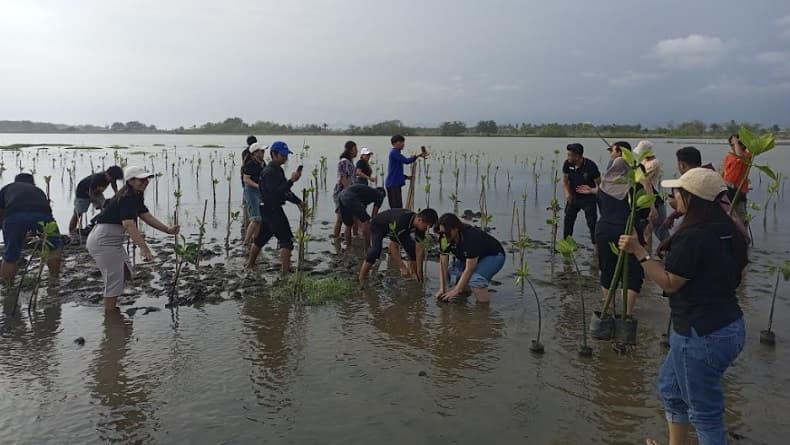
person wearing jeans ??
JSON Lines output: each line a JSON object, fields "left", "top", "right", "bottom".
{"left": 434, "top": 213, "right": 506, "bottom": 304}
{"left": 619, "top": 168, "right": 748, "bottom": 445}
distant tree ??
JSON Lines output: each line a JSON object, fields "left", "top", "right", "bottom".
{"left": 675, "top": 120, "right": 706, "bottom": 136}
{"left": 110, "top": 122, "right": 126, "bottom": 132}
{"left": 322, "top": 123, "right": 328, "bottom": 132}
{"left": 709, "top": 123, "right": 722, "bottom": 134}
{"left": 439, "top": 121, "right": 467, "bottom": 136}
{"left": 475, "top": 120, "right": 498, "bottom": 135}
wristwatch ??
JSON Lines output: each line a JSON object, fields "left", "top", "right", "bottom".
{"left": 639, "top": 254, "right": 653, "bottom": 264}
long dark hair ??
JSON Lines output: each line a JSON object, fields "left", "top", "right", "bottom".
{"left": 658, "top": 190, "right": 748, "bottom": 270}
{"left": 340, "top": 141, "right": 357, "bottom": 160}
{"left": 105, "top": 181, "right": 141, "bottom": 208}
{"left": 436, "top": 212, "right": 464, "bottom": 233}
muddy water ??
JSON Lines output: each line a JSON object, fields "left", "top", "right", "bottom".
{"left": 1, "top": 134, "right": 789, "bottom": 444}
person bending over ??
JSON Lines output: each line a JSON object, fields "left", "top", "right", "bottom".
{"left": 69, "top": 165, "right": 124, "bottom": 235}
{"left": 358, "top": 208, "right": 438, "bottom": 287}
{"left": 337, "top": 184, "right": 385, "bottom": 246}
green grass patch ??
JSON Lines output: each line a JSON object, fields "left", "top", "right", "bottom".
{"left": 270, "top": 274, "right": 357, "bottom": 305}
{"left": 108, "top": 144, "right": 128, "bottom": 149}
{"left": 199, "top": 144, "right": 224, "bottom": 148}
{"left": 152, "top": 143, "right": 166, "bottom": 147}
{"left": 127, "top": 151, "right": 148, "bottom": 155}
{"left": 64, "top": 146, "right": 104, "bottom": 150}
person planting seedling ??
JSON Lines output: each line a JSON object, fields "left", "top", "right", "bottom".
{"left": 69, "top": 165, "right": 124, "bottom": 236}
{"left": 337, "top": 184, "right": 385, "bottom": 246}
{"left": 358, "top": 208, "right": 437, "bottom": 287}
{"left": 434, "top": 212, "right": 505, "bottom": 304}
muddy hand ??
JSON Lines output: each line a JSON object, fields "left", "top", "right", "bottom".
{"left": 141, "top": 247, "right": 154, "bottom": 261}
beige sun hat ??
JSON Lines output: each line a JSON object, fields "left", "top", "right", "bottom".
{"left": 661, "top": 167, "right": 727, "bottom": 202}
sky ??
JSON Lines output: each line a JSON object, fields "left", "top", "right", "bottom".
{"left": 1, "top": 0, "right": 789, "bottom": 129}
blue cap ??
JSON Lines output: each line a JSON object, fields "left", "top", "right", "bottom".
{"left": 270, "top": 141, "right": 293, "bottom": 155}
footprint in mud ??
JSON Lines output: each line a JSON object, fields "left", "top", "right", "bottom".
{"left": 124, "top": 306, "right": 162, "bottom": 317}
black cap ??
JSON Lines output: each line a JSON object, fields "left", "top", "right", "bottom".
{"left": 14, "top": 173, "right": 35, "bottom": 184}
{"left": 246, "top": 135, "right": 258, "bottom": 146}
{"left": 106, "top": 165, "right": 124, "bottom": 180}
{"left": 566, "top": 143, "right": 584, "bottom": 155}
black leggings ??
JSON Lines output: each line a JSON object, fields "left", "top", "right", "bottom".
{"left": 254, "top": 206, "right": 294, "bottom": 250}
{"left": 564, "top": 198, "right": 597, "bottom": 243}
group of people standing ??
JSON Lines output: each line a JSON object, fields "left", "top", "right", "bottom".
{"left": 562, "top": 137, "right": 751, "bottom": 444}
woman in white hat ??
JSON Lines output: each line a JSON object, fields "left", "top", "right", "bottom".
{"left": 618, "top": 168, "right": 748, "bottom": 445}
{"left": 87, "top": 166, "right": 180, "bottom": 313}
{"left": 355, "top": 147, "right": 376, "bottom": 186}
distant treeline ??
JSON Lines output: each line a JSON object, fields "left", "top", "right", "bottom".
{"left": 1, "top": 118, "right": 787, "bottom": 138}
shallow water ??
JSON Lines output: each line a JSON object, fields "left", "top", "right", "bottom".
{"left": 1, "top": 134, "right": 789, "bottom": 444}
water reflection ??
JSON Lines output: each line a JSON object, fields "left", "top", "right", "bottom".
{"left": 89, "top": 311, "right": 154, "bottom": 443}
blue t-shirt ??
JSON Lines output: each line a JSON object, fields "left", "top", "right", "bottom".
{"left": 385, "top": 148, "right": 417, "bottom": 188}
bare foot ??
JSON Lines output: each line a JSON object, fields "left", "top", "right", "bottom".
{"left": 645, "top": 439, "right": 660, "bottom": 445}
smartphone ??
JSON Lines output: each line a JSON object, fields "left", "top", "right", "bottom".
{"left": 297, "top": 165, "right": 304, "bottom": 173}
{"left": 421, "top": 146, "right": 427, "bottom": 156}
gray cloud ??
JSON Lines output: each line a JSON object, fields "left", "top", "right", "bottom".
{"left": 1, "top": 0, "right": 789, "bottom": 128}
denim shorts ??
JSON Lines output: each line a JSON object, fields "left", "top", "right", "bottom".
{"left": 243, "top": 186, "right": 262, "bottom": 222}
{"left": 658, "top": 317, "right": 745, "bottom": 444}
{"left": 448, "top": 253, "right": 505, "bottom": 288}
{"left": 2, "top": 212, "right": 63, "bottom": 262}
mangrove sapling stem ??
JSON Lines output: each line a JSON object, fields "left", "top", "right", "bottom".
{"left": 195, "top": 200, "right": 208, "bottom": 270}
{"left": 527, "top": 277, "right": 544, "bottom": 353}
{"left": 767, "top": 270, "right": 780, "bottom": 333}
{"left": 225, "top": 176, "right": 232, "bottom": 251}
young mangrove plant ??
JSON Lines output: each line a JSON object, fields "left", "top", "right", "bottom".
{"left": 479, "top": 175, "right": 492, "bottom": 231}
{"left": 14, "top": 221, "right": 60, "bottom": 316}
{"left": 729, "top": 127, "right": 777, "bottom": 218}
{"left": 194, "top": 200, "right": 208, "bottom": 269}
{"left": 513, "top": 236, "right": 544, "bottom": 353}
{"left": 293, "top": 188, "right": 313, "bottom": 301}
{"left": 760, "top": 260, "right": 790, "bottom": 345}
{"left": 557, "top": 236, "right": 592, "bottom": 357}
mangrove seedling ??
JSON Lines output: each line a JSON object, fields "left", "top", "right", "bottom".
{"left": 194, "top": 200, "right": 208, "bottom": 269}
{"left": 13, "top": 221, "right": 60, "bottom": 316}
{"left": 729, "top": 127, "right": 777, "bottom": 218}
{"left": 557, "top": 237, "right": 592, "bottom": 357}
{"left": 760, "top": 260, "right": 790, "bottom": 345}
{"left": 515, "top": 263, "right": 544, "bottom": 354}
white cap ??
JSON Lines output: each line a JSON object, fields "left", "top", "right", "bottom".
{"left": 633, "top": 140, "right": 654, "bottom": 158}
{"left": 661, "top": 167, "right": 727, "bottom": 202}
{"left": 249, "top": 142, "right": 267, "bottom": 153}
{"left": 360, "top": 147, "right": 373, "bottom": 156}
{"left": 124, "top": 166, "right": 154, "bottom": 181}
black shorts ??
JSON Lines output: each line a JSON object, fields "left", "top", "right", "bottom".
{"left": 254, "top": 206, "right": 294, "bottom": 250}
{"left": 338, "top": 196, "right": 371, "bottom": 226}
{"left": 596, "top": 223, "right": 644, "bottom": 292}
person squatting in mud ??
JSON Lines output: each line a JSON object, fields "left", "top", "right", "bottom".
{"left": 434, "top": 212, "right": 505, "bottom": 304}
{"left": 87, "top": 166, "right": 179, "bottom": 313}
{"left": 246, "top": 141, "right": 304, "bottom": 274}
{"left": 358, "top": 208, "right": 438, "bottom": 287}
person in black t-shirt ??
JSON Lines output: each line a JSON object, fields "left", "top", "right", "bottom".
{"left": 242, "top": 142, "right": 267, "bottom": 247}
{"left": 246, "top": 141, "right": 304, "bottom": 274}
{"left": 355, "top": 147, "right": 376, "bottom": 186}
{"left": 0, "top": 174, "right": 63, "bottom": 286}
{"left": 69, "top": 165, "right": 124, "bottom": 234}
{"left": 434, "top": 213, "right": 505, "bottom": 303}
{"left": 618, "top": 168, "right": 747, "bottom": 445}
{"left": 87, "top": 166, "right": 179, "bottom": 312}
{"left": 562, "top": 143, "right": 600, "bottom": 244}
{"left": 359, "top": 208, "right": 438, "bottom": 287}
{"left": 337, "top": 184, "right": 385, "bottom": 245}
{"left": 241, "top": 135, "right": 257, "bottom": 227}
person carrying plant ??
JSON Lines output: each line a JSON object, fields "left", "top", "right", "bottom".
{"left": 68, "top": 165, "right": 124, "bottom": 236}
{"left": 247, "top": 141, "right": 303, "bottom": 274}
{"left": 337, "top": 184, "right": 386, "bottom": 246}
{"left": 333, "top": 141, "right": 358, "bottom": 239}
{"left": 722, "top": 134, "right": 751, "bottom": 222}
{"left": 385, "top": 134, "right": 426, "bottom": 209}
{"left": 434, "top": 213, "right": 505, "bottom": 304}
{"left": 87, "top": 166, "right": 179, "bottom": 313}
{"left": 242, "top": 142, "right": 267, "bottom": 247}
{"left": 618, "top": 167, "right": 748, "bottom": 445}
{"left": 562, "top": 142, "right": 601, "bottom": 245}
{"left": 576, "top": 141, "right": 654, "bottom": 316}
{"left": 355, "top": 147, "right": 376, "bottom": 186}
{"left": 0, "top": 173, "right": 63, "bottom": 287}
{"left": 358, "top": 207, "right": 438, "bottom": 287}
{"left": 634, "top": 140, "right": 669, "bottom": 248}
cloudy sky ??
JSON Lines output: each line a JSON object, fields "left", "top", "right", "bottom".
{"left": 1, "top": 0, "right": 789, "bottom": 128}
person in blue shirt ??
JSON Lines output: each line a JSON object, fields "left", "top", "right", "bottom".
{"left": 385, "top": 134, "right": 426, "bottom": 208}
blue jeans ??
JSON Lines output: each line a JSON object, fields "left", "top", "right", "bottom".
{"left": 243, "top": 185, "right": 262, "bottom": 222}
{"left": 2, "top": 212, "right": 63, "bottom": 262}
{"left": 448, "top": 253, "right": 505, "bottom": 288}
{"left": 658, "top": 318, "right": 745, "bottom": 445}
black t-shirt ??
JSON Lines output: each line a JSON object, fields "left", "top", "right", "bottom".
{"left": 242, "top": 159, "right": 264, "bottom": 185}
{"left": 595, "top": 190, "right": 649, "bottom": 241}
{"left": 563, "top": 159, "right": 600, "bottom": 200}
{"left": 341, "top": 184, "right": 384, "bottom": 208}
{"left": 447, "top": 225, "right": 504, "bottom": 261}
{"left": 93, "top": 192, "right": 149, "bottom": 224}
{"left": 371, "top": 208, "right": 426, "bottom": 260}
{"left": 664, "top": 223, "right": 744, "bottom": 336}
{"left": 0, "top": 183, "right": 51, "bottom": 216}
{"left": 76, "top": 173, "right": 110, "bottom": 199}
{"left": 259, "top": 163, "right": 300, "bottom": 208}
{"left": 355, "top": 159, "right": 372, "bottom": 185}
